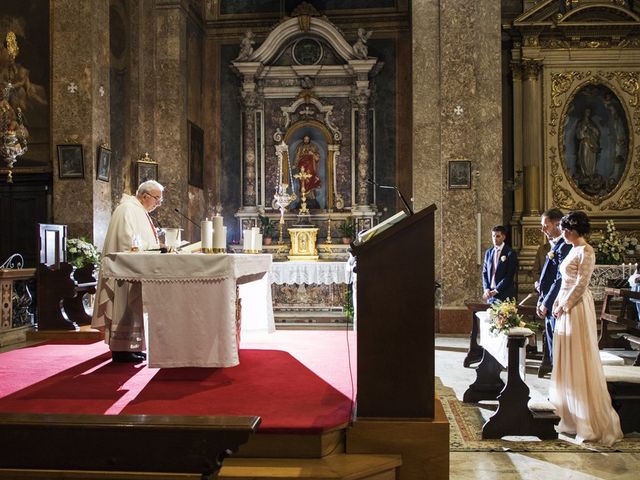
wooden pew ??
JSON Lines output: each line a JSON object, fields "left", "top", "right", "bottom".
{"left": 599, "top": 287, "right": 640, "bottom": 365}
{"left": 0, "top": 413, "right": 260, "bottom": 480}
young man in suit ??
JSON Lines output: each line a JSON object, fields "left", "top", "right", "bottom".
{"left": 536, "top": 208, "right": 573, "bottom": 376}
{"left": 482, "top": 225, "right": 518, "bottom": 304}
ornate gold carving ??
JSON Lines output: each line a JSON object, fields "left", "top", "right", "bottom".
{"left": 549, "top": 147, "right": 592, "bottom": 211}
{"left": 548, "top": 71, "right": 587, "bottom": 135}
{"left": 524, "top": 35, "right": 539, "bottom": 47}
{"left": 603, "top": 146, "right": 640, "bottom": 210}
{"left": 540, "top": 38, "right": 570, "bottom": 49}
{"left": 524, "top": 228, "right": 542, "bottom": 246}
{"left": 510, "top": 61, "right": 522, "bottom": 82}
{"left": 601, "top": 71, "right": 640, "bottom": 108}
{"left": 619, "top": 37, "right": 640, "bottom": 48}
{"left": 5, "top": 32, "right": 18, "bottom": 61}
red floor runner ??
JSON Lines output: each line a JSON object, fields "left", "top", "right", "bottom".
{"left": 0, "top": 341, "right": 353, "bottom": 433}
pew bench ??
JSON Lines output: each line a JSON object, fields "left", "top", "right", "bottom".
{"left": 604, "top": 365, "right": 640, "bottom": 434}
{"left": 0, "top": 413, "right": 260, "bottom": 480}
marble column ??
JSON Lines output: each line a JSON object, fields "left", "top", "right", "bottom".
{"left": 51, "top": 0, "right": 111, "bottom": 244}
{"left": 353, "top": 90, "right": 371, "bottom": 209}
{"left": 511, "top": 61, "right": 524, "bottom": 219}
{"left": 522, "top": 58, "right": 542, "bottom": 216}
{"left": 241, "top": 91, "right": 259, "bottom": 212}
{"left": 153, "top": 1, "right": 189, "bottom": 227}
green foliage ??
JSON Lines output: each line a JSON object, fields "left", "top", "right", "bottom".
{"left": 258, "top": 215, "right": 276, "bottom": 237}
{"left": 339, "top": 218, "right": 356, "bottom": 239}
{"left": 66, "top": 237, "right": 100, "bottom": 268}
{"left": 343, "top": 285, "right": 354, "bottom": 322}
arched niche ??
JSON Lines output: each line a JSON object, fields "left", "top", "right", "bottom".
{"left": 561, "top": 83, "right": 630, "bottom": 201}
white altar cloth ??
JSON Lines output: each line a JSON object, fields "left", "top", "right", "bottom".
{"left": 270, "top": 261, "right": 349, "bottom": 285}
{"left": 100, "top": 252, "right": 274, "bottom": 368}
{"left": 477, "top": 310, "right": 532, "bottom": 379}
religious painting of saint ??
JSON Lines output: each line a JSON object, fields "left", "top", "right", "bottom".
{"left": 288, "top": 130, "right": 326, "bottom": 210}
{"left": 561, "top": 84, "right": 629, "bottom": 198}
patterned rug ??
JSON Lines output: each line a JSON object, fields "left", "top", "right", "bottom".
{"left": 437, "top": 378, "right": 640, "bottom": 452}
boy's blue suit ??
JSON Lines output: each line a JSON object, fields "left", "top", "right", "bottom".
{"left": 482, "top": 244, "right": 518, "bottom": 303}
{"left": 537, "top": 238, "right": 572, "bottom": 365}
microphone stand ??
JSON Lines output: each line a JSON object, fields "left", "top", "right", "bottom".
{"left": 367, "top": 179, "right": 414, "bottom": 215}
{"left": 174, "top": 208, "right": 201, "bottom": 230}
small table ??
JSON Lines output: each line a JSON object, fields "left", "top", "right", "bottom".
{"left": 463, "top": 311, "right": 559, "bottom": 439}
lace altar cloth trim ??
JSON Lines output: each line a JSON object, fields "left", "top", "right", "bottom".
{"left": 100, "top": 252, "right": 272, "bottom": 282}
{"left": 270, "top": 261, "right": 349, "bottom": 285}
{"left": 590, "top": 265, "right": 630, "bottom": 301}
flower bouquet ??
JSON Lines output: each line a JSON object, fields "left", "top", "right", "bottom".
{"left": 488, "top": 298, "right": 527, "bottom": 335}
{"left": 595, "top": 220, "right": 625, "bottom": 265}
{"left": 66, "top": 237, "right": 100, "bottom": 269}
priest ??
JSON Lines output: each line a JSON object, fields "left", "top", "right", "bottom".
{"left": 92, "top": 180, "right": 165, "bottom": 363}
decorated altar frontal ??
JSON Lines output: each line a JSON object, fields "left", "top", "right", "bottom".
{"left": 270, "top": 261, "right": 351, "bottom": 327}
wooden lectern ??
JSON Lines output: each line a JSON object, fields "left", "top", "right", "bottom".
{"left": 352, "top": 205, "right": 436, "bottom": 418}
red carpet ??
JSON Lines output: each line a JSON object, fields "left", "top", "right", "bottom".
{"left": 0, "top": 335, "right": 355, "bottom": 433}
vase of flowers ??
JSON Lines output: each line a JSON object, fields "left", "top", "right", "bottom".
{"left": 66, "top": 237, "right": 100, "bottom": 283}
{"left": 622, "top": 236, "right": 638, "bottom": 256}
{"left": 488, "top": 298, "right": 528, "bottom": 335}
{"left": 595, "top": 220, "right": 625, "bottom": 265}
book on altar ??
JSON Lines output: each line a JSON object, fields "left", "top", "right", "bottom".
{"left": 354, "top": 211, "right": 407, "bottom": 245}
{"left": 178, "top": 240, "right": 201, "bottom": 253}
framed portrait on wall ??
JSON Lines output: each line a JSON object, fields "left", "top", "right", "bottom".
{"left": 57, "top": 144, "right": 84, "bottom": 179}
{"left": 135, "top": 153, "right": 158, "bottom": 186}
{"left": 96, "top": 145, "right": 111, "bottom": 182}
{"left": 448, "top": 160, "right": 471, "bottom": 189}
{"left": 188, "top": 121, "right": 204, "bottom": 188}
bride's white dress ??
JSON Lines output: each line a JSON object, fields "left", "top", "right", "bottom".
{"left": 549, "top": 244, "right": 623, "bottom": 446}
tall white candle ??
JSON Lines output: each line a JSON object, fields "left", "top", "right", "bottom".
{"left": 256, "top": 233, "right": 263, "bottom": 252}
{"left": 201, "top": 219, "right": 213, "bottom": 249}
{"left": 243, "top": 229, "right": 251, "bottom": 251}
{"left": 212, "top": 215, "right": 225, "bottom": 249}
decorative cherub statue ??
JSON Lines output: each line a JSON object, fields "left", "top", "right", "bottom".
{"left": 352, "top": 28, "right": 373, "bottom": 59}
{"left": 236, "top": 30, "right": 255, "bottom": 61}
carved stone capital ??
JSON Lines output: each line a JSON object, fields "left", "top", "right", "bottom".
{"left": 522, "top": 58, "right": 542, "bottom": 81}
{"left": 510, "top": 61, "right": 523, "bottom": 82}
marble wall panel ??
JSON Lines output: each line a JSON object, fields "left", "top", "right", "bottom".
{"left": 413, "top": 1, "right": 502, "bottom": 310}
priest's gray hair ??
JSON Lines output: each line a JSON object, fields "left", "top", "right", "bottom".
{"left": 136, "top": 180, "right": 164, "bottom": 196}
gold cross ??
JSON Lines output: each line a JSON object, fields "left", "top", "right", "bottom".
{"left": 293, "top": 167, "right": 312, "bottom": 215}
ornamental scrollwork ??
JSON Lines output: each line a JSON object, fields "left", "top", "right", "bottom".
{"left": 524, "top": 227, "right": 542, "bottom": 247}
{"left": 600, "top": 71, "right": 640, "bottom": 107}
{"left": 602, "top": 147, "right": 640, "bottom": 211}
{"left": 548, "top": 71, "right": 587, "bottom": 135}
{"left": 549, "top": 147, "right": 592, "bottom": 211}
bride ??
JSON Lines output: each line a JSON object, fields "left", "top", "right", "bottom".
{"left": 550, "top": 210, "right": 623, "bottom": 446}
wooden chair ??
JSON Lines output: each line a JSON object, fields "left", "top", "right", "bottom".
{"left": 599, "top": 286, "right": 640, "bottom": 365}
{"left": 35, "top": 224, "right": 78, "bottom": 331}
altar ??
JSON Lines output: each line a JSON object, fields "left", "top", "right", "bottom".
{"left": 98, "top": 252, "right": 273, "bottom": 368}
{"left": 269, "top": 261, "right": 350, "bottom": 326}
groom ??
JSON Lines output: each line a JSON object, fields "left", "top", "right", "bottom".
{"left": 482, "top": 225, "right": 518, "bottom": 304}
{"left": 536, "top": 208, "right": 572, "bottom": 376}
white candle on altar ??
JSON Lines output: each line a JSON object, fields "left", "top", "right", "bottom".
{"left": 256, "top": 233, "right": 263, "bottom": 252}
{"left": 243, "top": 229, "right": 251, "bottom": 251}
{"left": 212, "top": 215, "right": 225, "bottom": 249}
{"left": 201, "top": 219, "right": 213, "bottom": 250}
{"left": 251, "top": 227, "right": 260, "bottom": 251}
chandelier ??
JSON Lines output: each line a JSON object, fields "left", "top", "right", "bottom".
{"left": 1, "top": 32, "right": 28, "bottom": 183}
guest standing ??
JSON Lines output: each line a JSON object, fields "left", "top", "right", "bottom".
{"left": 550, "top": 211, "right": 622, "bottom": 446}
{"left": 482, "top": 225, "right": 518, "bottom": 304}
{"left": 536, "top": 208, "right": 572, "bottom": 375}
{"left": 92, "top": 180, "right": 165, "bottom": 363}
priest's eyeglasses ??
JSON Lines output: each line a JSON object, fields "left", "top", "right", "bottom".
{"left": 147, "top": 193, "right": 163, "bottom": 204}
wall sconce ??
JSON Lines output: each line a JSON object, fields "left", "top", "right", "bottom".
{"left": 504, "top": 170, "right": 523, "bottom": 191}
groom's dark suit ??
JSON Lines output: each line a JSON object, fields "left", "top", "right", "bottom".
{"left": 482, "top": 244, "right": 518, "bottom": 304}
{"left": 537, "top": 237, "right": 572, "bottom": 365}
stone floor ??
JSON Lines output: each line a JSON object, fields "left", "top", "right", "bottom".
{"left": 436, "top": 335, "right": 640, "bottom": 479}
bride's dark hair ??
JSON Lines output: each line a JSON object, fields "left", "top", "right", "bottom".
{"left": 560, "top": 210, "right": 590, "bottom": 236}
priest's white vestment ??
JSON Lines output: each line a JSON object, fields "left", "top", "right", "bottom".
{"left": 92, "top": 194, "right": 159, "bottom": 352}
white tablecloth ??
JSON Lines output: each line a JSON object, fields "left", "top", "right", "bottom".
{"left": 270, "top": 261, "right": 349, "bottom": 285}
{"left": 100, "top": 252, "right": 274, "bottom": 368}
{"left": 477, "top": 310, "right": 532, "bottom": 378}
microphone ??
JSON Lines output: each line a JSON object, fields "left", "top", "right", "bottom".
{"left": 367, "top": 178, "right": 414, "bottom": 215}
{"left": 174, "top": 208, "right": 201, "bottom": 230}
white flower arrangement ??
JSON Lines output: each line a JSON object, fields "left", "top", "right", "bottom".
{"left": 595, "top": 220, "right": 625, "bottom": 265}
{"left": 500, "top": 255, "right": 507, "bottom": 262}
{"left": 547, "top": 251, "right": 555, "bottom": 260}
{"left": 66, "top": 238, "right": 100, "bottom": 269}
{"left": 622, "top": 236, "right": 638, "bottom": 251}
